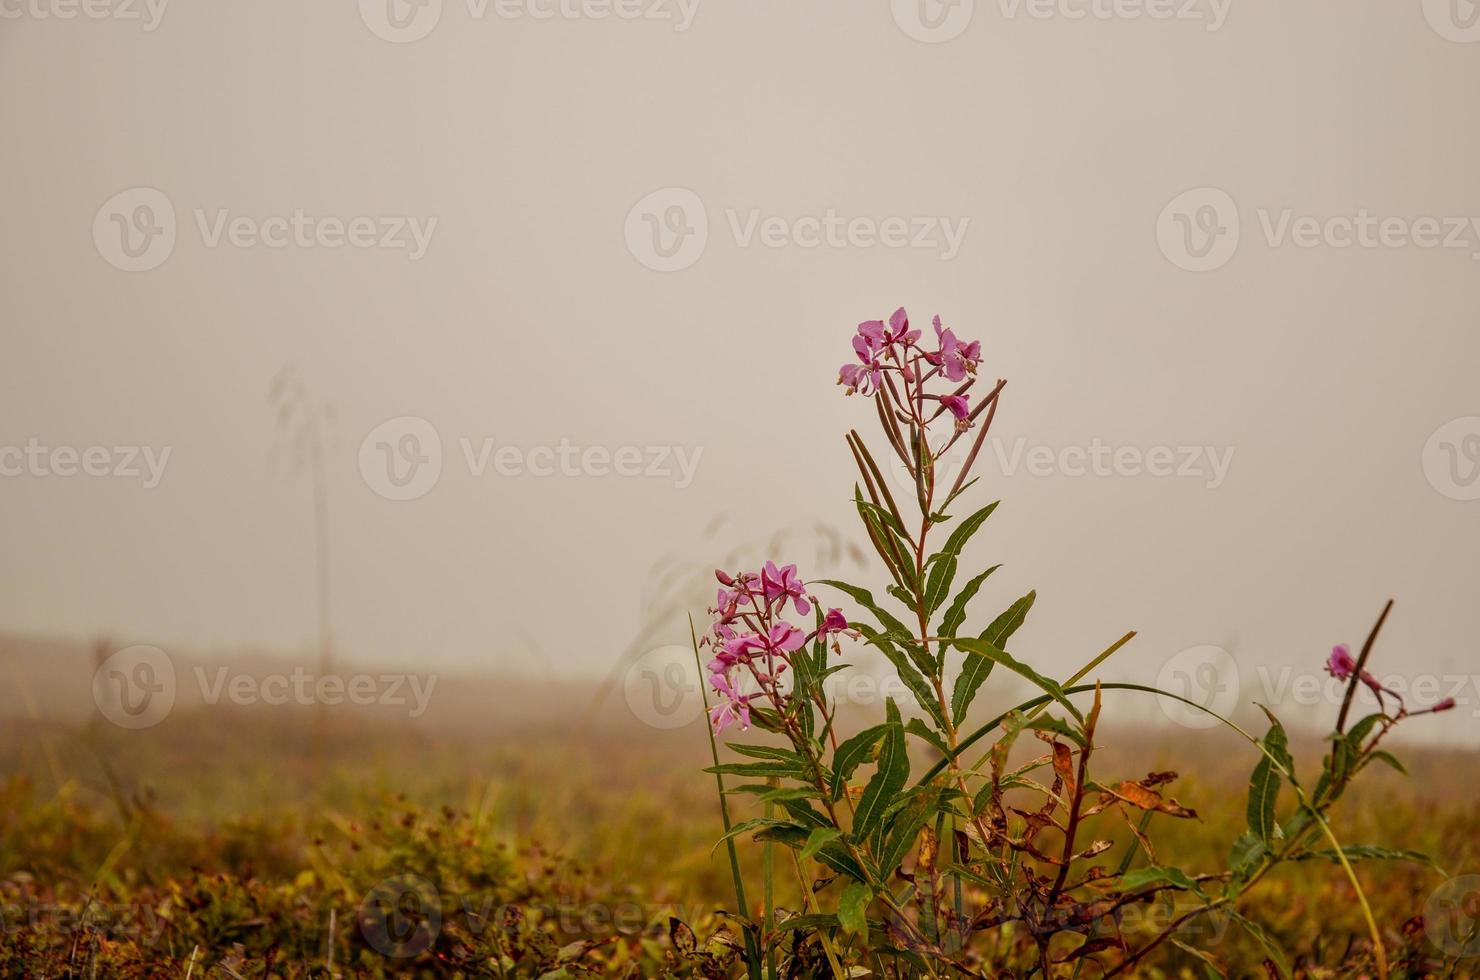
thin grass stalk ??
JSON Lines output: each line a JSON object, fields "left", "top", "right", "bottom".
{"left": 689, "top": 615, "right": 763, "bottom": 979}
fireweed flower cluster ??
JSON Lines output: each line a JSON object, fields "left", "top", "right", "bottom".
{"left": 703, "top": 562, "right": 851, "bottom": 732}
{"left": 1326, "top": 642, "right": 1456, "bottom": 718}
{"left": 838, "top": 307, "right": 985, "bottom": 432}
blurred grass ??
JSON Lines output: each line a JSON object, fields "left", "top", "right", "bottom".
{"left": 0, "top": 706, "right": 1476, "bottom": 976}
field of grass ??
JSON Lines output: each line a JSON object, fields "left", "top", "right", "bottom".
{"left": 1, "top": 701, "right": 1476, "bottom": 978}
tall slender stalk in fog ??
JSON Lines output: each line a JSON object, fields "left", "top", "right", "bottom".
{"left": 269, "top": 364, "right": 336, "bottom": 741}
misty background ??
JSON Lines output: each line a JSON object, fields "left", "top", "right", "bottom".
{"left": 0, "top": 1, "right": 1476, "bottom": 743}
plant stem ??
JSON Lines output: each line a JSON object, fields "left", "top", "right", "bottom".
{"left": 690, "top": 616, "right": 763, "bottom": 979}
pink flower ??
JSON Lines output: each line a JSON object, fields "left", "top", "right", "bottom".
{"left": 709, "top": 694, "right": 753, "bottom": 733}
{"left": 929, "top": 316, "right": 981, "bottom": 383}
{"left": 820, "top": 608, "right": 849, "bottom": 635}
{"left": 762, "top": 621, "right": 807, "bottom": 654}
{"left": 761, "top": 561, "right": 811, "bottom": 616}
{"left": 713, "top": 588, "right": 741, "bottom": 619}
{"left": 1433, "top": 697, "right": 1457, "bottom": 713}
{"left": 939, "top": 394, "right": 971, "bottom": 430}
{"left": 721, "top": 631, "right": 767, "bottom": 662}
{"left": 888, "top": 307, "right": 920, "bottom": 344}
{"left": 858, "top": 308, "right": 921, "bottom": 350}
{"left": 1326, "top": 644, "right": 1357, "bottom": 680}
{"left": 839, "top": 334, "right": 883, "bottom": 395}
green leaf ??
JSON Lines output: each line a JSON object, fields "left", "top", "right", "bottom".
{"left": 938, "top": 564, "right": 1001, "bottom": 641}
{"left": 799, "top": 827, "right": 843, "bottom": 862}
{"left": 815, "top": 842, "right": 873, "bottom": 884}
{"left": 948, "top": 638, "right": 1083, "bottom": 722}
{"left": 921, "top": 556, "right": 958, "bottom": 619}
{"left": 950, "top": 649, "right": 996, "bottom": 727}
{"left": 1246, "top": 720, "right": 1289, "bottom": 843}
{"left": 829, "top": 724, "right": 888, "bottom": 800}
{"left": 980, "top": 590, "right": 1036, "bottom": 647}
{"left": 879, "top": 787, "right": 945, "bottom": 875}
{"left": 754, "top": 824, "right": 811, "bottom": 848}
{"left": 904, "top": 717, "right": 951, "bottom": 756}
{"left": 1364, "top": 750, "right": 1407, "bottom": 775}
{"left": 710, "top": 818, "right": 803, "bottom": 854}
{"left": 858, "top": 624, "right": 950, "bottom": 732}
{"left": 852, "top": 723, "right": 909, "bottom": 841}
{"left": 921, "top": 502, "right": 999, "bottom": 617}
{"left": 705, "top": 761, "right": 810, "bottom": 779}
{"left": 776, "top": 913, "right": 840, "bottom": 933}
{"left": 1295, "top": 845, "right": 1443, "bottom": 873}
{"left": 1228, "top": 911, "right": 1292, "bottom": 980}
{"left": 725, "top": 743, "right": 806, "bottom": 764}
{"left": 775, "top": 797, "right": 829, "bottom": 828}
{"left": 838, "top": 882, "right": 871, "bottom": 940}
{"left": 1229, "top": 832, "right": 1267, "bottom": 878}
{"left": 938, "top": 476, "right": 980, "bottom": 516}
{"left": 1024, "top": 713, "right": 1086, "bottom": 747}
{"left": 1169, "top": 939, "right": 1229, "bottom": 979}
{"left": 1116, "top": 865, "right": 1207, "bottom": 898}
{"left": 937, "top": 502, "right": 1000, "bottom": 563}
{"left": 857, "top": 498, "right": 908, "bottom": 540}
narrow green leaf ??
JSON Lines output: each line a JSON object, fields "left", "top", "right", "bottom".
{"left": 1246, "top": 719, "right": 1289, "bottom": 843}
{"left": 948, "top": 638, "right": 1083, "bottom": 722}
{"left": 950, "top": 650, "right": 995, "bottom": 727}
{"left": 852, "top": 723, "right": 909, "bottom": 841}
{"left": 921, "top": 557, "right": 958, "bottom": 618}
{"left": 710, "top": 818, "right": 803, "bottom": 854}
{"left": 1229, "top": 911, "right": 1292, "bottom": 980}
{"left": 838, "top": 882, "right": 871, "bottom": 939}
{"left": 938, "top": 564, "right": 1001, "bottom": 641}
{"left": 859, "top": 624, "right": 949, "bottom": 732}
{"left": 1295, "top": 845, "right": 1443, "bottom": 872}
{"left": 980, "top": 590, "right": 1036, "bottom": 647}
{"left": 1116, "top": 865, "right": 1207, "bottom": 898}
{"left": 904, "top": 717, "right": 950, "bottom": 756}
{"left": 705, "top": 761, "right": 810, "bottom": 779}
{"left": 1229, "top": 832, "right": 1267, "bottom": 878}
{"left": 921, "top": 502, "right": 999, "bottom": 616}
{"left": 1364, "top": 750, "right": 1408, "bottom": 775}
{"left": 799, "top": 827, "right": 842, "bottom": 862}
{"left": 879, "top": 786, "right": 944, "bottom": 875}
{"left": 776, "top": 913, "right": 840, "bottom": 933}
{"left": 726, "top": 743, "right": 806, "bottom": 764}
{"left": 830, "top": 724, "right": 889, "bottom": 800}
